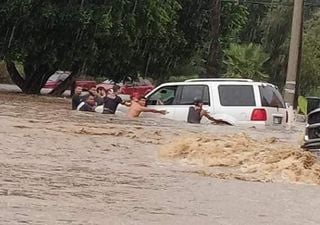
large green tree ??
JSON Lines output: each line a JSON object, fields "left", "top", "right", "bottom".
{"left": 300, "top": 11, "right": 320, "bottom": 96}
{"left": 92, "top": 0, "right": 184, "bottom": 82}
{"left": 0, "top": 0, "right": 186, "bottom": 94}
{"left": 0, "top": 0, "right": 277, "bottom": 94}
{"left": 239, "top": 3, "right": 269, "bottom": 43}
{"left": 1, "top": 0, "right": 112, "bottom": 94}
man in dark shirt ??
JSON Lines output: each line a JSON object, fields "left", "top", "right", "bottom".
{"left": 72, "top": 86, "right": 83, "bottom": 110}
{"left": 77, "top": 95, "right": 96, "bottom": 112}
{"left": 187, "top": 99, "right": 231, "bottom": 125}
{"left": 82, "top": 86, "right": 104, "bottom": 106}
{"left": 103, "top": 85, "right": 130, "bottom": 114}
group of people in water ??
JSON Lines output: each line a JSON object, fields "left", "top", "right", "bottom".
{"left": 71, "top": 85, "right": 230, "bottom": 124}
{"left": 71, "top": 85, "right": 167, "bottom": 118}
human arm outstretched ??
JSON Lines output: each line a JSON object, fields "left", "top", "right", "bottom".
{"left": 201, "top": 110, "right": 231, "bottom": 125}
{"left": 140, "top": 106, "right": 167, "bottom": 115}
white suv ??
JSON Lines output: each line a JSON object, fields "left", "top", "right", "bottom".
{"left": 120, "top": 78, "right": 288, "bottom": 126}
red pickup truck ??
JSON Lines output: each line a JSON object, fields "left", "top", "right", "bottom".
{"left": 96, "top": 78, "right": 154, "bottom": 97}
{"left": 43, "top": 71, "right": 96, "bottom": 91}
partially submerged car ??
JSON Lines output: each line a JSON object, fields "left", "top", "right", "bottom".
{"left": 118, "top": 78, "right": 288, "bottom": 126}
{"left": 44, "top": 71, "right": 96, "bottom": 91}
{"left": 302, "top": 97, "right": 320, "bottom": 150}
{"left": 96, "top": 77, "right": 154, "bottom": 96}
{"left": 303, "top": 108, "right": 320, "bottom": 150}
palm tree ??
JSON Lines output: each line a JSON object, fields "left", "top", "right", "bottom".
{"left": 223, "top": 43, "right": 269, "bottom": 81}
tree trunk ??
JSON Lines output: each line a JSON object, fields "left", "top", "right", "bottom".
{"left": 49, "top": 72, "right": 76, "bottom": 96}
{"left": 6, "top": 61, "right": 55, "bottom": 94}
{"left": 23, "top": 64, "right": 55, "bottom": 94}
{"left": 205, "top": 0, "right": 221, "bottom": 78}
{"left": 5, "top": 61, "right": 25, "bottom": 90}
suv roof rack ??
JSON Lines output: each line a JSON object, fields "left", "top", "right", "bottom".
{"left": 185, "top": 78, "right": 253, "bottom": 82}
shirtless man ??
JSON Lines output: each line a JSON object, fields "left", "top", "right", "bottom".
{"left": 127, "top": 96, "right": 167, "bottom": 118}
{"left": 187, "top": 99, "right": 231, "bottom": 125}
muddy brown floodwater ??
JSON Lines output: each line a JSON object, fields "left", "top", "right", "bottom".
{"left": 0, "top": 92, "right": 320, "bottom": 225}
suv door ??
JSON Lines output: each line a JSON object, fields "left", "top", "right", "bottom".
{"left": 172, "top": 84, "right": 211, "bottom": 121}
{"left": 258, "top": 85, "right": 286, "bottom": 125}
{"left": 145, "top": 85, "right": 178, "bottom": 119}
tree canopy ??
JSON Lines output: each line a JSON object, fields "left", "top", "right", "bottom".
{"left": 300, "top": 12, "right": 320, "bottom": 96}
{"left": 0, "top": 0, "right": 189, "bottom": 93}
{"left": 1, "top": 0, "right": 320, "bottom": 96}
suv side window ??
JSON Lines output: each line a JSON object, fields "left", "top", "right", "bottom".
{"left": 218, "top": 85, "right": 256, "bottom": 106}
{"left": 147, "top": 86, "right": 178, "bottom": 105}
{"left": 177, "top": 85, "right": 210, "bottom": 105}
{"left": 259, "top": 85, "right": 285, "bottom": 108}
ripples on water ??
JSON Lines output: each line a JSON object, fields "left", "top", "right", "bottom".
{"left": 0, "top": 92, "right": 312, "bottom": 225}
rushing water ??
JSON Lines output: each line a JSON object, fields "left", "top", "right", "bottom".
{"left": 1, "top": 93, "right": 319, "bottom": 225}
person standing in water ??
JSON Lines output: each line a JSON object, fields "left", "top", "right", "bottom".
{"left": 187, "top": 99, "right": 231, "bottom": 125}
{"left": 103, "top": 85, "right": 130, "bottom": 114}
{"left": 127, "top": 94, "right": 167, "bottom": 118}
{"left": 71, "top": 86, "right": 83, "bottom": 110}
{"left": 87, "top": 86, "right": 104, "bottom": 106}
{"left": 77, "top": 95, "right": 96, "bottom": 112}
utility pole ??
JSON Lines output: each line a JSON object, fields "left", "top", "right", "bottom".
{"left": 284, "top": 0, "right": 304, "bottom": 108}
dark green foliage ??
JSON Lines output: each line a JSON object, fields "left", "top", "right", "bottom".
{"left": 0, "top": 0, "right": 187, "bottom": 92}
{"left": 3, "top": 0, "right": 317, "bottom": 96}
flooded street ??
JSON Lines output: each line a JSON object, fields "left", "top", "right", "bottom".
{"left": 1, "top": 92, "right": 320, "bottom": 225}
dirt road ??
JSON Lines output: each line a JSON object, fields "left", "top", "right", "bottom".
{"left": 0, "top": 92, "right": 319, "bottom": 225}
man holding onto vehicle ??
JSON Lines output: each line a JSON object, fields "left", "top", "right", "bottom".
{"left": 127, "top": 94, "right": 167, "bottom": 118}
{"left": 77, "top": 95, "right": 96, "bottom": 112}
{"left": 72, "top": 86, "right": 83, "bottom": 110}
{"left": 102, "top": 85, "right": 131, "bottom": 114}
{"left": 187, "top": 99, "right": 231, "bottom": 125}
{"left": 82, "top": 86, "right": 104, "bottom": 106}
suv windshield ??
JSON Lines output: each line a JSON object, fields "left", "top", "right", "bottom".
{"left": 218, "top": 85, "right": 256, "bottom": 106}
{"left": 259, "top": 85, "right": 285, "bottom": 108}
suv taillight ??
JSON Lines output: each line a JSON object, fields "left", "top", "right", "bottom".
{"left": 251, "top": 109, "right": 267, "bottom": 121}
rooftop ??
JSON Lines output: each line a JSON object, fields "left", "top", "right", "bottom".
{"left": 184, "top": 78, "right": 253, "bottom": 82}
